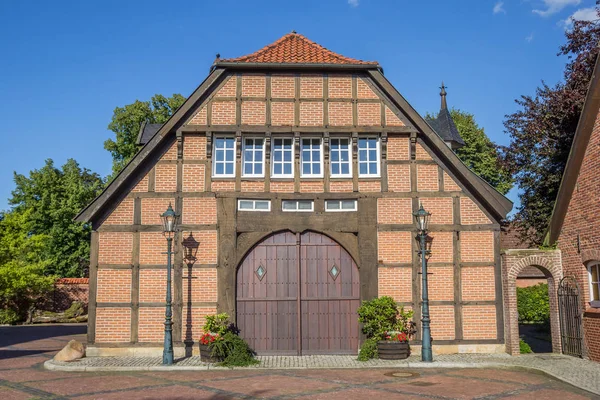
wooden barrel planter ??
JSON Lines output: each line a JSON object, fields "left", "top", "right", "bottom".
{"left": 199, "top": 344, "right": 222, "bottom": 363}
{"left": 378, "top": 341, "right": 410, "bottom": 360}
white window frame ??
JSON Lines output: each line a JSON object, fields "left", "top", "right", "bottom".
{"left": 242, "top": 137, "right": 266, "bottom": 178}
{"left": 212, "top": 135, "right": 236, "bottom": 178}
{"left": 325, "top": 199, "right": 358, "bottom": 212}
{"left": 282, "top": 200, "right": 314, "bottom": 212}
{"left": 271, "top": 137, "right": 294, "bottom": 178}
{"left": 589, "top": 262, "right": 600, "bottom": 308}
{"left": 329, "top": 137, "right": 352, "bottom": 178}
{"left": 237, "top": 199, "right": 271, "bottom": 212}
{"left": 357, "top": 136, "right": 381, "bottom": 178}
{"left": 300, "top": 137, "right": 324, "bottom": 178}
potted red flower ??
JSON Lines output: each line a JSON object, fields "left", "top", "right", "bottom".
{"left": 378, "top": 331, "right": 410, "bottom": 360}
{"left": 199, "top": 332, "right": 221, "bottom": 362}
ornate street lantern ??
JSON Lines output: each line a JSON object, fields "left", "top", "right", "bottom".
{"left": 161, "top": 203, "right": 179, "bottom": 238}
{"left": 160, "top": 203, "right": 179, "bottom": 366}
{"left": 414, "top": 204, "right": 433, "bottom": 363}
{"left": 413, "top": 205, "right": 431, "bottom": 233}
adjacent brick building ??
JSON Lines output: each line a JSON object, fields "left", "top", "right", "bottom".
{"left": 546, "top": 56, "right": 600, "bottom": 362}
{"left": 76, "top": 33, "right": 512, "bottom": 356}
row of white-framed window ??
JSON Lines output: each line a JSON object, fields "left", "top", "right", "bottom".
{"left": 213, "top": 136, "right": 380, "bottom": 179}
{"left": 237, "top": 199, "right": 358, "bottom": 212}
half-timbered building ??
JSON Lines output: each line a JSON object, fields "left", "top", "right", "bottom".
{"left": 76, "top": 32, "right": 512, "bottom": 356}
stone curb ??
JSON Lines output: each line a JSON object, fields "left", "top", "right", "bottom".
{"left": 43, "top": 359, "right": 600, "bottom": 396}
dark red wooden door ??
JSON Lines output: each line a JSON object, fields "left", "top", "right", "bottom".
{"left": 236, "top": 231, "right": 360, "bottom": 355}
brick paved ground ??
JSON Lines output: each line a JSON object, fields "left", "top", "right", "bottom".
{"left": 1, "top": 324, "right": 598, "bottom": 399}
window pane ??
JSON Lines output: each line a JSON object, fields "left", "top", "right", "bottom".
{"left": 225, "top": 163, "right": 233, "bottom": 175}
{"left": 592, "top": 265, "right": 599, "bottom": 283}
{"left": 255, "top": 201, "right": 269, "bottom": 210}
{"left": 314, "top": 164, "right": 320, "bottom": 175}
{"left": 341, "top": 200, "right": 354, "bottom": 209}
{"left": 312, "top": 150, "right": 320, "bottom": 160}
{"left": 341, "top": 163, "right": 350, "bottom": 175}
{"left": 256, "top": 151, "right": 263, "bottom": 162}
{"left": 331, "top": 151, "right": 339, "bottom": 162}
{"left": 341, "top": 150, "right": 349, "bottom": 162}
{"left": 282, "top": 201, "right": 295, "bottom": 210}
{"left": 244, "top": 149, "right": 253, "bottom": 161}
{"left": 244, "top": 163, "right": 252, "bottom": 175}
{"left": 369, "top": 163, "right": 377, "bottom": 174}
{"left": 328, "top": 201, "right": 340, "bottom": 210}
{"left": 225, "top": 138, "right": 234, "bottom": 148}
{"left": 225, "top": 150, "right": 234, "bottom": 162}
{"left": 359, "top": 149, "right": 367, "bottom": 161}
{"left": 369, "top": 149, "right": 377, "bottom": 160}
{"left": 255, "top": 164, "right": 262, "bottom": 175}
{"left": 284, "top": 151, "right": 291, "bottom": 162}
{"left": 216, "top": 150, "right": 224, "bottom": 161}
{"left": 284, "top": 163, "right": 292, "bottom": 175}
{"left": 303, "top": 164, "right": 310, "bottom": 174}
{"left": 359, "top": 163, "right": 368, "bottom": 174}
{"left": 215, "top": 138, "right": 225, "bottom": 147}
{"left": 274, "top": 164, "right": 282, "bottom": 174}
{"left": 298, "top": 201, "right": 312, "bottom": 210}
{"left": 216, "top": 163, "right": 224, "bottom": 175}
{"left": 331, "top": 140, "right": 339, "bottom": 150}
{"left": 302, "top": 150, "right": 310, "bottom": 160}
{"left": 284, "top": 141, "right": 292, "bottom": 150}
{"left": 332, "top": 164, "right": 339, "bottom": 175}
{"left": 239, "top": 200, "right": 253, "bottom": 209}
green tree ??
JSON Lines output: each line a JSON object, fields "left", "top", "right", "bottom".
{"left": 426, "top": 109, "right": 513, "bottom": 195}
{"left": 104, "top": 94, "right": 186, "bottom": 176}
{"left": 502, "top": 10, "right": 600, "bottom": 244}
{"left": 0, "top": 210, "right": 55, "bottom": 323}
{"left": 451, "top": 109, "right": 513, "bottom": 195}
{"left": 8, "top": 159, "right": 104, "bottom": 277}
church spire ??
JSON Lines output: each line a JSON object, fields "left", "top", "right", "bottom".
{"left": 440, "top": 82, "right": 448, "bottom": 111}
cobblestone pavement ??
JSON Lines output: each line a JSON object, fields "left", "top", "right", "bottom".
{"left": 2, "top": 324, "right": 599, "bottom": 399}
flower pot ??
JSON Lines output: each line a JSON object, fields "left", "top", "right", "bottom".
{"left": 199, "top": 343, "right": 222, "bottom": 363}
{"left": 378, "top": 341, "right": 410, "bottom": 360}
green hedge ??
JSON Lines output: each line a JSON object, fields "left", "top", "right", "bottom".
{"left": 517, "top": 283, "right": 549, "bottom": 324}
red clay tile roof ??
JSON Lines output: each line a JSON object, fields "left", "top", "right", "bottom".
{"left": 219, "top": 32, "right": 378, "bottom": 65}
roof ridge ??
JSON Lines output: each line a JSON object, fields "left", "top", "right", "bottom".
{"left": 220, "top": 32, "right": 378, "bottom": 65}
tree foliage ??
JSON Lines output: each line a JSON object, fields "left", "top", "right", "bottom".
{"left": 517, "top": 283, "right": 550, "bottom": 325}
{"left": 7, "top": 159, "right": 104, "bottom": 277}
{"left": 451, "top": 109, "right": 513, "bottom": 195}
{"left": 104, "top": 94, "right": 186, "bottom": 176}
{"left": 0, "top": 210, "right": 55, "bottom": 323}
{"left": 502, "top": 9, "right": 600, "bottom": 244}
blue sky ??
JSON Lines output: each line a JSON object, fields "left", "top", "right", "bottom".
{"left": 0, "top": 0, "right": 596, "bottom": 212}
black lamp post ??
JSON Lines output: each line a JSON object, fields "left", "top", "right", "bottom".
{"left": 160, "top": 203, "right": 179, "bottom": 365}
{"left": 414, "top": 204, "right": 433, "bottom": 362}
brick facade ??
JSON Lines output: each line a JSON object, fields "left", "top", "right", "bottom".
{"left": 556, "top": 112, "right": 600, "bottom": 361}
{"left": 88, "top": 69, "right": 505, "bottom": 356}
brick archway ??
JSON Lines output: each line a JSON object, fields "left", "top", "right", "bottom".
{"left": 502, "top": 250, "right": 563, "bottom": 355}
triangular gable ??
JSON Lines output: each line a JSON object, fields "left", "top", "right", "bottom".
{"left": 77, "top": 35, "right": 512, "bottom": 224}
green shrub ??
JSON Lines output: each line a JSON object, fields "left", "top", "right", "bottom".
{"left": 356, "top": 296, "right": 415, "bottom": 361}
{"left": 0, "top": 309, "right": 20, "bottom": 325}
{"left": 520, "top": 339, "right": 532, "bottom": 354}
{"left": 517, "top": 283, "right": 549, "bottom": 324}
{"left": 358, "top": 338, "right": 378, "bottom": 361}
{"left": 203, "top": 313, "right": 259, "bottom": 367}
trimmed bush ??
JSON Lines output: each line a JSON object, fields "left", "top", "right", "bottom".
{"left": 517, "top": 283, "right": 549, "bottom": 324}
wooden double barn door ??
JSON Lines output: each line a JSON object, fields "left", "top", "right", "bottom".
{"left": 236, "top": 231, "right": 360, "bottom": 355}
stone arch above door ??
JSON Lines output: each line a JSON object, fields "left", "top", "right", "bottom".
{"left": 502, "top": 249, "right": 563, "bottom": 355}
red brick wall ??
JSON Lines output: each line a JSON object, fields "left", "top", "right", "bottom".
{"left": 95, "top": 308, "right": 131, "bottom": 343}
{"left": 463, "top": 305, "right": 497, "bottom": 339}
{"left": 557, "top": 112, "right": 600, "bottom": 361}
{"left": 91, "top": 70, "right": 502, "bottom": 350}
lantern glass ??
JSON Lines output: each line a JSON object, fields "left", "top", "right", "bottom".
{"left": 425, "top": 234, "right": 434, "bottom": 258}
{"left": 413, "top": 205, "right": 431, "bottom": 233}
{"left": 161, "top": 203, "right": 179, "bottom": 237}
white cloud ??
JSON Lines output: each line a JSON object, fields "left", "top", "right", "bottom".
{"left": 532, "top": 0, "right": 581, "bottom": 17}
{"left": 493, "top": 1, "right": 506, "bottom": 14}
{"left": 348, "top": 0, "right": 359, "bottom": 7}
{"left": 561, "top": 6, "right": 598, "bottom": 27}
{"left": 526, "top": 33, "right": 534, "bottom": 42}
